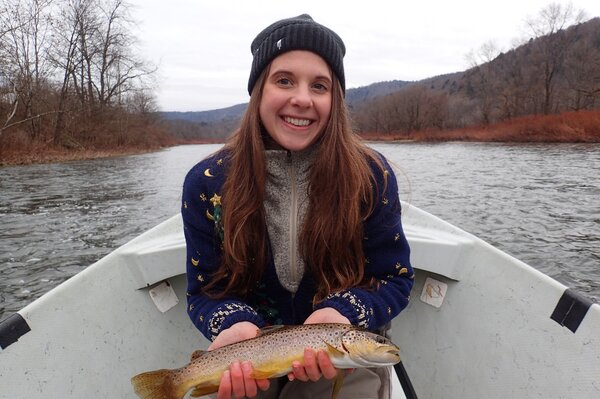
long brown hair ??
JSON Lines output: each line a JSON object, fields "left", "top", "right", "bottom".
{"left": 204, "top": 67, "right": 383, "bottom": 301}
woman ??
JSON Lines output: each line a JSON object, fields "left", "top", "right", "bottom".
{"left": 182, "top": 14, "right": 413, "bottom": 399}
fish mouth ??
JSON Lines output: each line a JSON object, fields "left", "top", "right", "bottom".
{"left": 368, "top": 345, "right": 401, "bottom": 364}
{"left": 349, "top": 346, "right": 400, "bottom": 367}
{"left": 378, "top": 346, "right": 401, "bottom": 361}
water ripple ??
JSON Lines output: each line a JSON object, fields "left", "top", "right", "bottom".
{"left": 1, "top": 143, "right": 599, "bottom": 320}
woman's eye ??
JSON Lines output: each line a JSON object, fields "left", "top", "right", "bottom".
{"left": 313, "top": 83, "right": 329, "bottom": 92}
{"left": 276, "top": 78, "right": 292, "bottom": 86}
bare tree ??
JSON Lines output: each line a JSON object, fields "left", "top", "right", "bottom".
{"left": 127, "top": 89, "right": 157, "bottom": 115}
{"left": 355, "top": 85, "right": 449, "bottom": 134}
{"left": 47, "top": 0, "right": 84, "bottom": 142}
{"left": 562, "top": 23, "right": 600, "bottom": 110}
{"left": 525, "top": 2, "right": 586, "bottom": 114}
{"left": 466, "top": 40, "right": 501, "bottom": 124}
{"left": 0, "top": 0, "right": 165, "bottom": 156}
{"left": 0, "top": 0, "right": 55, "bottom": 137}
{"left": 47, "top": 0, "right": 156, "bottom": 142}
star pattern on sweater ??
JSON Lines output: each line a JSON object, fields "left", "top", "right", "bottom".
{"left": 210, "top": 193, "right": 222, "bottom": 207}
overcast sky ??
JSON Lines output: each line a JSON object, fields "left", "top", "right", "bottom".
{"left": 129, "top": 0, "right": 600, "bottom": 112}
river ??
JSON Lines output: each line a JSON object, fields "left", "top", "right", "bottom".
{"left": 1, "top": 142, "right": 599, "bottom": 321}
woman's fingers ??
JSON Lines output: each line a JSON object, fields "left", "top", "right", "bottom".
{"left": 255, "top": 376, "right": 271, "bottom": 392}
{"left": 316, "top": 350, "right": 337, "bottom": 380}
{"left": 217, "top": 361, "right": 269, "bottom": 398}
{"left": 242, "top": 361, "right": 260, "bottom": 397}
{"left": 217, "top": 370, "right": 232, "bottom": 399}
{"left": 289, "top": 349, "right": 338, "bottom": 382}
{"left": 303, "top": 349, "right": 322, "bottom": 381}
{"left": 229, "top": 362, "right": 246, "bottom": 398}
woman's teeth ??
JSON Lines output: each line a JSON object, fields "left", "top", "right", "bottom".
{"left": 284, "top": 116, "right": 311, "bottom": 127}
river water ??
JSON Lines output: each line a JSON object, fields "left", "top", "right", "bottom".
{"left": 1, "top": 142, "right": 599, "bottom": 321}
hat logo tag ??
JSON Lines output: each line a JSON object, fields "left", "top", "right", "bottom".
{"left": 276, "top": 39, "right": 283, "bottom": 50}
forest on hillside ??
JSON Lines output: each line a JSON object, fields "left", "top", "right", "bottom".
{"left": 0, "top": 0, "right": 171, "bottom": 165}
{"left": 352, "top": 4, "right": 600, "bottom": 136}
{"left": 162, "top": 3, "right": 600, "bottom": 143}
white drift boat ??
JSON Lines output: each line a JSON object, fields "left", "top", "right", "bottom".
{"left": 1, "top": 204, "right": 598, "bottom": 398}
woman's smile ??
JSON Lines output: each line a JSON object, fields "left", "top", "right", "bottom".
{"left": 283, "top": 116, "right": 312, "bottom": 127}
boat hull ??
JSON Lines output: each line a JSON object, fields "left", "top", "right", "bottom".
{"left": 0, "top": 205, "right": 598, "bottom": 398}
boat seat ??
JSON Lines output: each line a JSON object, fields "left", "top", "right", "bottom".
{"left": 120, "top": 216, "right": 187, "bottom": 290}
{"left": 121, "top": 213, "right": 473, "bottom": 291}
{"left": 402, "top": 225, "right": 474, "bottom": 281}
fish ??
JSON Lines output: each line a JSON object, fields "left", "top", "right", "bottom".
{"left": 131, "top": 323, "right": 401, "bottom": 399}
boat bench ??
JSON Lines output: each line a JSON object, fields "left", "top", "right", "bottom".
{"left": 122, "top": 216, "right": 472, "bottom": 290}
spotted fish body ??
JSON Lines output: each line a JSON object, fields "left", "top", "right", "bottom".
{"left": 131, "top": 323, "right": 401, "bottom": 399}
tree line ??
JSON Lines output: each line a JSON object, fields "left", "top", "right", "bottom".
{"left": 352, "top": 3, "right": 600, "bottom": 135}
{"left": 0, "top": 0, "right": 167, "bottom": 157}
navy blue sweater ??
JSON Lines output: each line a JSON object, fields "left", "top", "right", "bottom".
{"left": 182, "top": 149, "right": 413, "bottom": 341}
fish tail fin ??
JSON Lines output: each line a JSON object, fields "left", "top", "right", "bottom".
{"left": 131, "top": 369, "right": 185, "bottom": 399}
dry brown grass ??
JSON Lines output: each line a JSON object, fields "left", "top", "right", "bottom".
{"left": 0, "top": 145, "right": 159, "bottom": 166}
{"left": 0, "top": 121, "right": 178, "bottom": 166}
{"left": 362, "top": 110, "right": 600, "bottom": 143}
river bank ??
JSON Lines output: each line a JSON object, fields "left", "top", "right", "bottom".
{"left": 0, "top": 145, "right": 162, "bottom": 167}
{"left": 361, "top": 109, "right": 600, "bottom": 143}
{"left": 2, "top": 110, "right": 598, "bottom": 167}
{"left": 0, "top": 138, "right": 220, "bottom": 167}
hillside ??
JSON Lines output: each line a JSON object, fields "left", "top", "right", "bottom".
{"left": 345, "top": 80, "right": 412, "bottom": 105}
{"left": 160, "top": 16, "right": 600, "bottom": 142}
{"left": 352, "top": 17, "right": 600, "bottom": 136}
{"left": 161, "top": 103, "right": 248, "bottom": 124}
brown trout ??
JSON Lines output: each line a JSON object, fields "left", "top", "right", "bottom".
{"left": 131, "top": 323, "right": 400, "bottom": 399}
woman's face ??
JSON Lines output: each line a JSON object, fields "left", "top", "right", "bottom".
{"left": 259, "top": 50, "right": 332, "bottom": 151}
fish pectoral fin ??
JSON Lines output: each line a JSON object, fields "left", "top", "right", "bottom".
{"left": 190, "top": 383, "right": 219, "bottom": 398}
{"left": 190, "top": 349, "right": 206, "bottom": 361}
{"left": 322, "top": 340, "right": 345, "bottom": 358}
{"left": 331, "top": 372, "right": 346, "bottom": 399}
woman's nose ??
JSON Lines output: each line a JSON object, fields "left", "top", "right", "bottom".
{"left": 290, "top": 86, "right": 313, "bottom": 108}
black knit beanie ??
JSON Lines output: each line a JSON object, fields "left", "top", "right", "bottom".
{"left": 248, "top": 14, "right": 346, "bottom": 95}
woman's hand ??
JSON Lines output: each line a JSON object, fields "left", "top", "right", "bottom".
{"left": 288, "top": 308, "right": 351, "bottom": 382}
{"left": 209, "top": 322, "right": 270, "bottom": 399}
{"left": 303, "top": 307, "right": 350, "bottom": 325}
{"left": 217, "top": 360, "right": 270, "bottom": 399}
{"left": 208, "top": 321, "right": 259, "bottom": 351}
{"left": 288, "top": 348, "right": 338, "bottom": 382}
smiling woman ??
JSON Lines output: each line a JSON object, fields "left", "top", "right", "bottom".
{"left": 180, "top": 14, "right": 413, "bottom": 399}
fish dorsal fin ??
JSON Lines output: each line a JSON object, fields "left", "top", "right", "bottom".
{"left": 256, "top": 325, "right": 287, "bottom": 337}
{"left": 190, "top": 349, "right": 206, "bottom": 362}
{"left": 322, "top": 340, "right": 345, "bottom": 358}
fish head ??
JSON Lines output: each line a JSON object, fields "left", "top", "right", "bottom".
{"left": 340, "top": 329, "right": 400, "bottom": 367}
